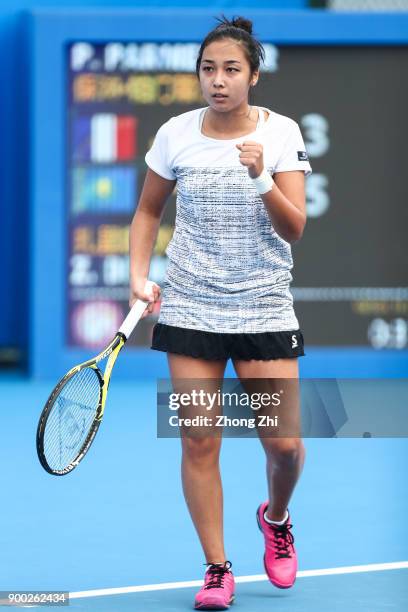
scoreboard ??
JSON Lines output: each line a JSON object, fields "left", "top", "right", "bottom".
{"left": 67, "top": 42, "right": 408, "bottom": 351}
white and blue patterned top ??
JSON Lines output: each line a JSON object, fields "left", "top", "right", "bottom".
{"left": 145, "top": 106, "right": 312, "bottom": 333}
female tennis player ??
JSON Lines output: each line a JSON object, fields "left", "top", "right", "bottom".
{"left": 129, "top": 16, "right": 312, "bottom": 610}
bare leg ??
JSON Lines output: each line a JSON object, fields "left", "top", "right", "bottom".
{"left": 168, "top": 353, "right": 228, "bottom": 562}
{"left": 232, "top": 357, "right": 305, "bottom": 521}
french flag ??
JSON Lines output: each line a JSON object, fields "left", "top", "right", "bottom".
{"left": 73, "top": 114, "right": 137, "bottom": 163}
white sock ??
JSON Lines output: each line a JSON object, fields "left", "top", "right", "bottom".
{"left": 264, "top": 509, "right": 289, "bottom": 526}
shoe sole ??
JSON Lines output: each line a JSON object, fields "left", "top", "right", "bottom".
{"left": 194, "top": 594, "right": 235, "bottom": 610}
{"left": 256, "top": 505, "right": 296, "bottom": 590}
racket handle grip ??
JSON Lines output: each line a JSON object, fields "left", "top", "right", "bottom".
{"left": 119, "top": 300, "right": 149, "bottom": 340}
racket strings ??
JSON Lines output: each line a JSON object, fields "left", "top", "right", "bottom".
{"left": 43, "top": 367, "right": 102, "bottom": 472}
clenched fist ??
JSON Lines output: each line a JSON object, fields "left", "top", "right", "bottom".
{"left": 236, "top": 141, "right": 264, "bottom": 179}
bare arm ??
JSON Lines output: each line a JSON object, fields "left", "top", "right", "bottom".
{"left": 129, "top": 168, "right": 176, "bottom": 314}
{"left": 236, "top": 141, "right": 307, "bottom": 243}
{"left": 261, "top": 170, "right": 306, "bottom": 243}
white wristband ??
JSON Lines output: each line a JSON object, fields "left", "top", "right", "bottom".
{"left": 251, "top": 169, "right": 274, "bottom": 195}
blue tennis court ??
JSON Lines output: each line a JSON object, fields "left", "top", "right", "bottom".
{"left": 1, "top": 377, "right": 407, "bottom": 610}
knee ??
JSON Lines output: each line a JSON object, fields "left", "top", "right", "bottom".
{"left": 182, "top": 437, "right": 221, "bottom": 466}
{"left": 264, "top": 438, "right": 304, "bottom": 465}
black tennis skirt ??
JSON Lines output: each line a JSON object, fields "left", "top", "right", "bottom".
{"left": 151, "top": 323, "right": 305, "bottom": 361}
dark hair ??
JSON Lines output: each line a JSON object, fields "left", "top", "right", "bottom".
{"left": 195, "top": 15, "right": 265, "bottom": 78}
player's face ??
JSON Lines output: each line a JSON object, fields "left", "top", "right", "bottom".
{"left": 199, "top": 39, "right": 258, "bottom": 112}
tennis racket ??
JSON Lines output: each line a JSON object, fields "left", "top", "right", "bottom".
{"left": 36, "top": 299, "right": 148, "bottom": 476}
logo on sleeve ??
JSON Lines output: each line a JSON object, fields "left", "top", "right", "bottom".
{"left": 297, "top": 151, "right": 309, "bottom": 161}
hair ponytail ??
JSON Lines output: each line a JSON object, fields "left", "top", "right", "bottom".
{"left": 196, "top": 15, "right": 265, "bottom": 77}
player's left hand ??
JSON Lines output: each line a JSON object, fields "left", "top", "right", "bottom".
{"left": 236, "top": 141, "right": 264, "bottom": 179}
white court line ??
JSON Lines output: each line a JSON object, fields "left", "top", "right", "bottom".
{"left": 69, "top": 561, "right": 408, "bottom": 600}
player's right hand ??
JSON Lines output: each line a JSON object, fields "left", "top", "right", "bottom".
{"left": 129, "top": 279, "right": 161, "bottom": 318}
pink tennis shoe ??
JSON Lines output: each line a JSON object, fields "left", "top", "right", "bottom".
{"left": 194, "top": 561, "right": 235, "bottom": 610}
{"left": 256, "top": 502, "right": 297, "bottom": 588}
